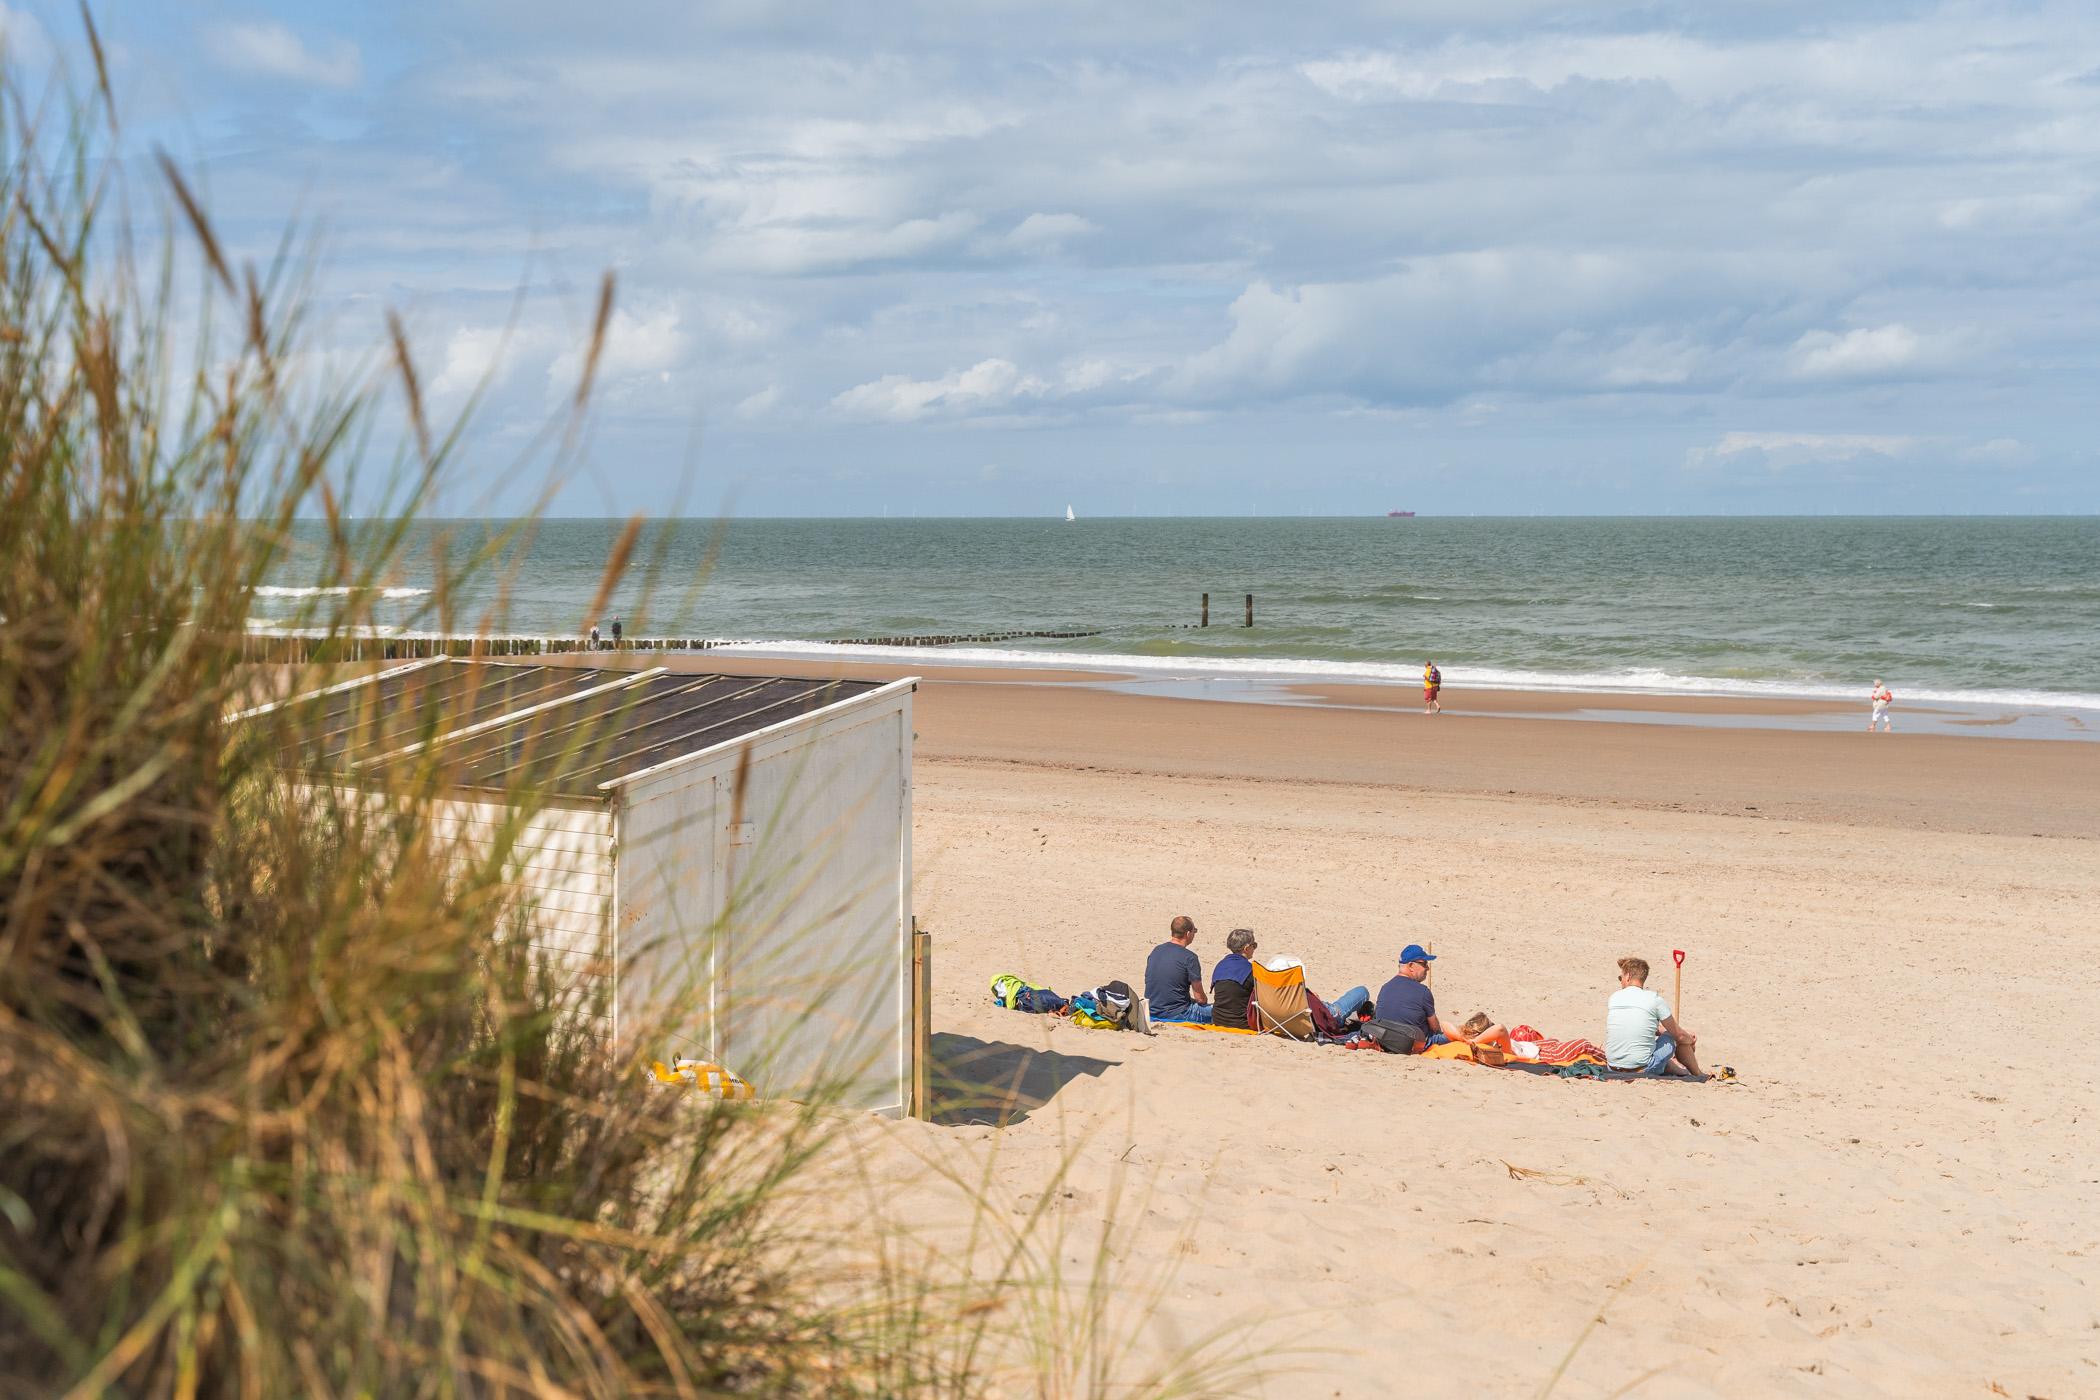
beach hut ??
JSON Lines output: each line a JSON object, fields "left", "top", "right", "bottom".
{"left": 246, "top": 659, "right": 919, "bottom": 1116}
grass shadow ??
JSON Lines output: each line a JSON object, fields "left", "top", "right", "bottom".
{"left": 930, "top": 1032, "right": 1117, "bottom": 1127}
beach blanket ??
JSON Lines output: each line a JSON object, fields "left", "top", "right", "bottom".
{"left": 1529, "top": 1036, "right": 1606, "bottom": 1066}
{"left": 1419, "top": 1035, "right": 1607, "bottom": 1068}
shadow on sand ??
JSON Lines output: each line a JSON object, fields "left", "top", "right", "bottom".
{"left": 930, "top": 1032, "right": 1117, "bottom": 1127}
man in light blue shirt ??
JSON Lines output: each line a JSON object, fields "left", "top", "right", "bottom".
{"left": 1606, "top": 956, "right": 1704, "bottom": 1076}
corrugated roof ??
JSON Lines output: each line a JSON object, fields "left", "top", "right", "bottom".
{"left": 270, "top": 660, "right": 882, "bottom": 798}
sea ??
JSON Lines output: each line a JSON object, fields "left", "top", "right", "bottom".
{"left": 255, "top": 516, "right": 2100, "bottom": 719}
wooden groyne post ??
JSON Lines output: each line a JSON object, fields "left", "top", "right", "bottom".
{"left": 1245, "top": 593, "right": 1254, "bottom": 627}
{"left": 1201, "top": 593, "right": 1210, "bottom": 628}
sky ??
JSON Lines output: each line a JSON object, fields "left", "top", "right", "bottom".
{"left": 10, "top": 1, "right": 2100, "bottom": 515}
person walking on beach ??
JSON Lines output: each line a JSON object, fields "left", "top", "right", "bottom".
{"left": 1868, "top": 679, "right": 1894, "bottom": 734}
{"left": 1605, "top": 956, "right": 1703, "bottom": 1077}
{"left": 1423, "top": 660, "right": 1442, "bottom": 715}
{"left": 1145, "top": 915, "right": 1212, "bottom": 1024}
{"left": 611, "top": 616, "right": 624, "bottom": 647}
{"left": 589, "top": 623, "right": 601, "bottom": 649}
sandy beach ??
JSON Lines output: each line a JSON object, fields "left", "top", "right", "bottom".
{"left": 769, "top": 661, "right": 2100, "bottom": 1397}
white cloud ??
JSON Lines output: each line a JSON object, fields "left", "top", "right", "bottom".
{"left": 831, "top": 358, "right": 1049, "bottom": 422}
{"left": 1786, "top": 324, "right": 1959, "bottom": 380}
{"left": 733, "top": 384, "right": 782, "bottom": 420}
{"left": 1006, "top": 212, "right": 1097, "bottom": 251}
{"left": 546, "top": 305, "right": 689, "bottom": 395}
{"left": 1686, "top": 432, "right": 1923, "bottom": 473}
{"left": 210, "top": 21, "right": 361, "bottom": 89}
{"left": 0, "top": 5, "right": 54, "bottom": 70}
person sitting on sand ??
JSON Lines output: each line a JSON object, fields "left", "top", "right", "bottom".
{"left": 1145, "top": 915, "right": 1212, "bottom": 1024}
{"left": 1374, "top": 944, "right": 1463, "bottom": 1046}
{"left": 1454, "top": 1012, "right": 1518, "bottom": 1064}
{"left": 1606, "top": 956, "right": 1704, "bottom": 1077}
{"left": 1210, "top": 928, "right": 1259, "bottom": 1030}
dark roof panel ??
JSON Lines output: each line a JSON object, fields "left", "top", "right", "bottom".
{"left": 269, "top": 661, "right": 882, "bottom": 799}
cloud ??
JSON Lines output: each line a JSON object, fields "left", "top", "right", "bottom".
{"left": 546, "top": 305, "right": 689, "bottom": 396}
{"left": 210, "top": 21, "right": 361, "bottom": 89}
{"left": 1685, "top": 432, "right": 1923, "bottom": 473}
{"left": 733, "top": 385, "right": 782, "bottom": 420}
{"left": 123, "top": 1, "right": 2100, "bottom": 510}
{"left": 1786, "top": 324, "right": 1960, "bottom": 380}
{"left": 1006, "top": 212, "right": 1097, "bottom": 252}
{"left": 831, "top": 358, "right": 1049, "bottom": 422}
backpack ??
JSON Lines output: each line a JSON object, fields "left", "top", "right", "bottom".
{"left": 1363, "top": 1018, "right": 1427, "bottom": 1055}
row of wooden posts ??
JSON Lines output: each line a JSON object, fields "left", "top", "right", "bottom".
{"left": 240, "top": 627, "right": 1109, "bottom": 664}
{"left": 239, "top": 595, "right": 1256, "bottom": 663}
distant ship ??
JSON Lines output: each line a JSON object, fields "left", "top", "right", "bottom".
{"left": 1386, "top": 509, "right": 1416, "bottom": 518}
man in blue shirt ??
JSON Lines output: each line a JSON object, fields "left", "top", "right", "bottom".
{"left": 1144, "top": 915, "right": 1212, "bottom": 1024}
{"left": 1374, "top": 944, "right": 1460, "bottom": 1049}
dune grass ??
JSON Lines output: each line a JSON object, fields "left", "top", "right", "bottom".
{"left": 0, "top": 31, "right": 1250, "bottom": 1397}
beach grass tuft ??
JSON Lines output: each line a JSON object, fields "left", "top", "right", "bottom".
{"left": 0, "top": 35, "right": 1219, "bottom": 1398}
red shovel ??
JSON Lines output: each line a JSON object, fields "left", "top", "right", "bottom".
{"left": 1673, "top": 948, "right": 1686, "bottom": 1015}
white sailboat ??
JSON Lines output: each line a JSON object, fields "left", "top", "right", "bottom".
{"left": 1064, "top": 504, "right": 1075, "bottom": 522}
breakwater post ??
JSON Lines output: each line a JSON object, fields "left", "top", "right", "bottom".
{"left": 1245, "top": 593, "right": 1254, "bottom": 627}
{"left": 1201, "top": 593, "right": 1210, "bottom": 628}
{"left": 241, "top": 626, "right": 1107, "bottom": 663}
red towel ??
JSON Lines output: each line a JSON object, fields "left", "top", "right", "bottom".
{"left": 1529, "top": 1037, "right": 1606, "bottom": 1066}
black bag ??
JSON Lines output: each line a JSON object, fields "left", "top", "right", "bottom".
{"left": 1363, "top": 1018, "right": 1427, "bottom": 1055}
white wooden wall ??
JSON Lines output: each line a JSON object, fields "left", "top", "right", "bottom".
{"left": 305, "top": 784, "right": 617, "bottom": 1029}
{"left": 613, "top": 685, "right": 912, "bottom": 1115}
{"left": 428, "top": 797, "right": 615, "bottom": 1028}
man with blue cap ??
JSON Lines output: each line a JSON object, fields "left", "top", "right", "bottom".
{"left": 1374, "top": 944, "right": 1461, "bottom": 1049}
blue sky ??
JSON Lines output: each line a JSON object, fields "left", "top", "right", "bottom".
{"left": 13, "top": 1, "right": 2100, "bottom": 515}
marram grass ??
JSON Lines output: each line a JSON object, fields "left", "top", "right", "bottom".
{"left": 0, "top": 27, "right": 1259, "bottom": 1399}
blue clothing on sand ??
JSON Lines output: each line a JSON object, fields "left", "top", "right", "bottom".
{"left": 1374, "top": 974, "right": 1436, "bottom": 1030}
{"left": 1156, "top": 1003, "right": 1214, "bottom": 1025}
{"left": 1326, "top": 985, "right": 1371, "bottom": 1022}
{"left": 1145, "top": 941, "right": 1204, "bottom": 1021}
{"left": 1642, "top": 1035, "right": 1678, "bottom": 1076}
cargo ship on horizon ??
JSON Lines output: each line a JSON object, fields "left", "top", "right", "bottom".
{"left": 1386, "top": 509, "right": 1416, "bottom": 518}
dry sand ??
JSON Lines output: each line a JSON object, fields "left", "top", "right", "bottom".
{"left": 820, "top": 673, "right": 2100, "bottom": 1398}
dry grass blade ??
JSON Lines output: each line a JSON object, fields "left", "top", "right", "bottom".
{"left": 77, "top": 3, "right": 116, "bottom": 126}
{"left": 386, "top": 309, "right": 430, "bottom": 463}
{"left": 573, "top": 270, "right": 615, "bottom": 412}
{"left": 154, "top": 150, "right": 232, "bottom": 294}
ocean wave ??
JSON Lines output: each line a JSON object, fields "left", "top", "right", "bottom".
{"left": 254, "top": 585, "right": 432, "bottom": 600}
{"left": 710, "top": 640, "right": 2100, "bottom": 712}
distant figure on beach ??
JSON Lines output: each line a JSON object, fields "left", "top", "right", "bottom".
{"left": 1210, "top": 928, "right": 1259, "bottom": 1030}
{"left": 1423, "top": 660, "right": 1442, "bottom": 714}
{"left": 1374, "top": 944, "right": 1460, "bottom": 1048}
{"left": 611, "top": 616, "right": 623, "bottom": 646}
{"left": 589, "top": 623, "right": 601, "bottom": 649}
{"left": 1869, "top": 679, "right": 1894, "bottom": 734}
{"left": 1605, "top": 957, "right": 1704, "bottom": 1077}
{"left": 1145, "top": 915, "right": 1212, "bottom": 1024}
